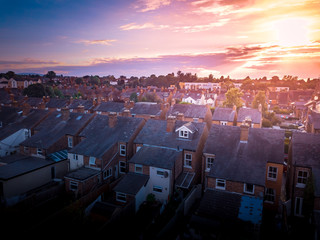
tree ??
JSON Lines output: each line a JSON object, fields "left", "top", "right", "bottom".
{"left": 223, "top": 88, "right": 243, "bottom": 108}
{"left": 130, "top": 92, "right": 138, "bottom": 102}
{"left": 75, "top": 78, "right": 83, "bottom": 85}
{"left": 46, "top": 71, "right": 56, "bottom": 80}
{"left": 303, "top": 174, "right": 315, "bottom": 218}
{"left": 23, "top": 83, "right": 46, "bottom": 97}
{"left": 252, "top": 91, "right": 267, "bottom": 113}
{"left": 5, "top": 71, "right": 15, "bottom": 79}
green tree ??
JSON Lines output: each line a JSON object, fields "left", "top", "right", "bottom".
{"left": 223, "top": 88, "right": 243, "bottom": 108}
{"left": 130, "top": 92, "right": 138, "bottom": 102}
{"left": 23, "top": 83, "right": 46, "bottom": 97}
{"left": 252, "top": 91, "right": 267, "bottom": 113}
{"left": 46, "top": 71, "right": 56, "bottom": 80}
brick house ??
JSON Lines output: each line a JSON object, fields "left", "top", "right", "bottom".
{"left": 93, "top": 101, "right": 126, "bottom": 116}
{"left": 236, "top": 107, "right": 262, "bottom": 128}
{"left": 203, "top": 124, "right": 285, "bottom": 211}
{"left": 287, "top": 132, "right": 320, "bottom": 217}
{"left": 65, "top": 113, "right": 145, "bottom": 198}
{"left": 166, "top": 104, "right": 213, "bottom": 128}
{"left": 20, "top": 108, "right": 93, "bottom": 157}
{"left": 134, "top": 116, "right": 209, "bottom": 189}
{"left": 128, "top": 102, "right": 169, "bottom": 120}
{"left": 212, "top": 106, "right": 237, "bottom": 126}
{"left": 45, "top": 98, "right": 69, "bottom": 111}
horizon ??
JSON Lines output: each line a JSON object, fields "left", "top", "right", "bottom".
{"left": 1, "top": 0, "right": 320, "bottom": 79}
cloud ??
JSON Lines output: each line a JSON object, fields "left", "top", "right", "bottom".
{"left": 75, "top": 39, "right": 116, "bottom": 46}
{"left": 135, "top": 0, "right": 171, "bottom": 12}
{"left": 0, "top": 58, "right": 60, "bottom": 65}
{"left": 173, "top": 19, "right": 229, "bottom": 33}
{"left": 120, "top": 22, "right": 169, "bottom": 31}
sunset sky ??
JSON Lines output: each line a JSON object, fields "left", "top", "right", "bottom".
{"left": 1, "top": 0, "right": 320, "bottom": 79}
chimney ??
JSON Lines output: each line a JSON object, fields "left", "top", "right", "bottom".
{"left": 166, "top": 115, "right": 176, "bottom": 132}
{"left": 177, "top": 113, "right": 184, "bottom": 121}
{"left": 108, "top": 112, "right": 117, "bottom": 127}
{"left": 22, "top": 103, "right": 31, "bottom": 116}
{"left": 240, "top": 122, "right": 249, "bottom": 142}
{"left": 233, "top": 105, "right": 237, "bottom": 111}
{"left": 61, "top": 107, "right": 70, "bottom": 121}
{"left": 12, "top": 100, "right": 18, "bottom": 108}
{"left": 9, "top": 93, "right": 14, "bottom": 102}
{"left": 122, "top": 109, "right": 131, "bottom": 117}
{"left": 77, "top": 104, "right": 84, "bottom": 113}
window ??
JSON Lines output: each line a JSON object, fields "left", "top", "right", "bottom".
{"left": 120, "top": 144, "right": 126, "bottom": 156}
{"left": 265, "top": 188, "right": 275, "bottom": 203}
{"left": 206, "top": 156, "right": 214, "bottom": 171}
{"left": 37, "top": 148, "right": 43, "bottom": 156}
{"left": 89, "top": 156, "right": 96, "bottom": 165}
{"left": 244, "top": 183, "right": 255, "bottom": 194}
{"left": 267, "top": 166, "right": 278, "bottom": 180}
{"left": 25, "top": 129, "right": 30, "bottom": 139}
{"left": 295, "top": 197, "right": 303, "bottom": 216}
{"left": 157, "top": 170, "right": 164, "bottom": 176}
{"left": 103, "top": 168, "right": 112, "bottom": 179}
{"left": 184, "top": 153, "right": 192, "bottom": 168}
{"left": 119, "top": 161, "right": 126, "bottom": 173}
{"left": 193, "top": 118, "right": 199, "bottom": 122}
{"left": 179, "top": 130, "right": 189, "bottom": 138}
{"left": 220, "top": 121, "right": 227, "bottom": 126}
{"left": 73, "top": 154, "right": 78, "bottom": 160}
{"left": 116, "top": 192, "right": 126, "bottom": 203}
{"left": 297, "top": 170, "right": 308, "bottom": 187}
{"left": 135, "top": 164, "right": 143, "bottom": 174}
{"left": 216, "top": 179, "right": 226, "bottom": 190}
{"left": 68, "top": 136, "right": 73, "bottom": 148}
{"left": 153, "top": 186, "right": 163, "bottom": 193}
{"left": 24, "top": 146, "right": 29, "bottom": 153}
{"left": 70, "top": 181, "right": 78, "bottom": 191}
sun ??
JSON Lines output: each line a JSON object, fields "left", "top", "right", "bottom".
{"left": 273, "top": 18, "right": 311, "bottom": 47}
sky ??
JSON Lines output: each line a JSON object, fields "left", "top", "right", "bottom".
{"left": 0, "top": 0, "right": 320, "bottom": 79}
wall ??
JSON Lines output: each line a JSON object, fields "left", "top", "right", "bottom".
{"left": 206, "top": 177, "right": 265, "bottom": 197}
{"left": 265, "top": 162, "right": 284, "bottom": 209}
{"left": 149, "top": 166, "right": 172, "bottom": 203}
{"left": 68, "top": 153, "right": 84, "bottom": 170}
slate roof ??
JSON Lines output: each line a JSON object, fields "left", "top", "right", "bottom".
{"left": 45, "top": 98, "right": 69, "bottom": 109}
{"left": 291, "top": 132, "right": 320, "bottom": 196}
{"left": 68, "top": 99, "right": 94, "bottom": 110}
{"left": 195, "top": 189, "right": 242, "bottom": 220}
{"left": 113, "top": 172, "right": 149, "bottom": 195}
{"left": 21, "top": 111, "right": 93, "bottom": 149}
{"left": 0, "top": 106, "right": 21, "bottom": 127}
{"left": 129, "top": 145, "right": 181, "bottom": 170}
{"left": 134, "top": 119, "right": 206, "bottom": 151}
{"left": 94, "top": 101, "right": 125, "bottom": 113}
{"left": 0, "top": 154, "right": 55, "bottom": 180}
{"left": 130, "top": 102, "right": 162, "bottom": 116}
{"left": 237, "top": 108, "right": 262, "bottom": 124}
{"left": 69, "top": 115, "right": 144, "bottom": 158}
{"left": 212, "top": 107, "right": 236, "bottom": 122}
{"left": 0, "top": 109, "right": 49, "bottom": 141}
{"left": 167, "top": 104, "right": 208, "bottom": 119}
{"left": 308, "top": 110, "right": 320, "bottom": 129}
{"left": 205, "top": 125, "right": 284, "bottom": 186}
{"left": 24, "top": 97, "right": 44, "bottom": 108}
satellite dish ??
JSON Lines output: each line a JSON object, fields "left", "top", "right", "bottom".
{"left": 164, "top": 171, "right": 169, "bottom": 178}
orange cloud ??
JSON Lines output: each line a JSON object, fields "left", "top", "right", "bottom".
{"left": 120, "top": 22, "right": 169, "bottom": 31}
{"left": 75, "top": 39, "right": 116, "bottom": 46}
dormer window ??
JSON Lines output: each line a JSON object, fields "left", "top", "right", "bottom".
{"left": 179, "top": 130, "right": 189, "bottom": 138}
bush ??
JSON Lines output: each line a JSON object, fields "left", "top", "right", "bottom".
{"left": 262, "top": 118, "right": 272, "bottom": 128}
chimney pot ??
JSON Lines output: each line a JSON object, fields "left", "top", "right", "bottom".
{"left": 177, "top": 113, "right": 184, "bottom": 121}
{"left": 122, "top": 109, "right": 131, "bottom": 117}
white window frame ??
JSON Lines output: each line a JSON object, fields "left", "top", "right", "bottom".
{"left": 206, "top": 156, "right": 215, "bottom": 171}
{"left": 37, "top": 148, "right": 43, "bottom": 156}
{"left": 179, "top": 130, "right": 189, "bottom": 138}
{"left": 103, "top": 168, "right": 112, "bottom": 179}
{"left": 68, "top": 136, "right": 73, "bottom": 148}
{"left": 119, "top": 161, "right": 126, "bottom": 174}
{"left": 116, "top": 192, "right": 126, "bottom": 203}
{"left": 296, "top": 170, "right": 308, "bottom": 188}
{"left": 25, "top": 129, "right": 30, "bottom": 139}
{"left": 265, "top": 188, "right": 275, "bottom": 203}
{"left": 153, "top": 186, "right": 163, "bottom": 193}
{"left": 295, "top": 197, "right": 303, "bottom": 216}
{"left": 69, "top": 181, "right": 78, "bottom": 191}
{"left": 220, "top": 121, "right": 227, "bottom": 126}
{"left": 135, "top": 164, "right": 143, "bottom": 174}
{"left": 89, "top": 156, "right": 96, "bottom": 166}
{"left": 243, "top": 183, "right": 255, "bottom": 194}
{"left": 184, "top": 153, "right": 192, "bottom": 168}
{"left": 120, "top": 144, "right": 126, "bottom": 156}
{"left": 73, "top": 154, "right": 78, "bottom": 160}
{"left": 216, "top": 179, "right": 226, "bottom": 190}
{"left": 267, "top": 166, "right": 278, "bottom": 181}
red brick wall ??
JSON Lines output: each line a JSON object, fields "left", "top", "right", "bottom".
{"left": 265, "top": 163, "right": 284, "bottom": 208}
